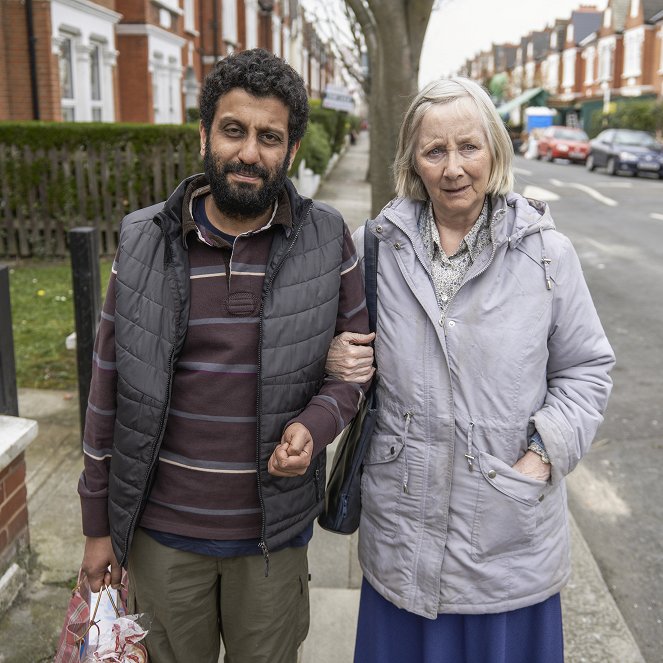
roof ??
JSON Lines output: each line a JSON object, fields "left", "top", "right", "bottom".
{"left": 571, "top": 9, "right": 603, "bottom": 44}
{"left": 643, "top": 0, "right": 663, "bottom": 21}
{"left": 531, "top": 30, "right": 551, "bottom": 60}
{"left": 504, "top": 45, "right": 518, "bottom": 70}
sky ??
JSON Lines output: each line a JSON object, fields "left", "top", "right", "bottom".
{"left": 419, "top": 0, "right": 608, "bottom": 86}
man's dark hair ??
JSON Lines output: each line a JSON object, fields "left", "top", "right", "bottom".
{"left": 199, "top": 48, "right": 309, "bottom": 149}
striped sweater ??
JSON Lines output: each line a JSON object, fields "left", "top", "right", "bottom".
{"left": 78, "top": 179, "right": 369, "bottom": 541}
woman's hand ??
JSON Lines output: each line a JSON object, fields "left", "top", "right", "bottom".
{"left": 512, "top": 450, "right": 551, "bottom": 482}
{"left": 325, "top": 331, "right": 375, "bottom": 383}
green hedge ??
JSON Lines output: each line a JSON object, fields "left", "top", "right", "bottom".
{"left": 587, "top": 99, "right": 663, "bottom": 138}
{"left": 290, "top": 122, "right": 332, "bottom": 176}
{"left": 290, "top": 102, "right": 360, "bottom": 176}
{"left": 0, "top": 121, "right": 200, "bottom": 150}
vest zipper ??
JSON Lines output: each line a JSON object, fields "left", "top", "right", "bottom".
{"left": 255, "top": 200, "right": 313, "bottom": 576}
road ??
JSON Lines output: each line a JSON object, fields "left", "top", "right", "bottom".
{"left": 512, "top": 155, "right": 663, "bottom": 662}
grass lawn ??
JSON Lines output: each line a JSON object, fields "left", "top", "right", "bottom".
{"left": 6, "top": 258, "right": 112, "bottom": 390}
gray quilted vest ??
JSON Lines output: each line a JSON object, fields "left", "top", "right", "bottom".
{"left": 107, "top": 176, "right": 345, "bottom": 565}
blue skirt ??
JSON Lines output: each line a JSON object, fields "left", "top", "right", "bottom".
{"left": 354, "top": 579, "right": 564, "bottom": 663}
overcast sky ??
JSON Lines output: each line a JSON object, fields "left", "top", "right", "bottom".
{"left": 420, "top": 0, "right": 608, "bottom": 86}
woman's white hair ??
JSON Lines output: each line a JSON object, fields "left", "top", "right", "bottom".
{"left": 394, "top": 77, "right": 514, "bottom": 200}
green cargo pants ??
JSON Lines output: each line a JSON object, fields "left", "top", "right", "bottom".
{"left": 127, "top": 528, "right": 310, "bottom": 663}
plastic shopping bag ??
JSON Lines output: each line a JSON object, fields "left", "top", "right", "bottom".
{"left": 54, "top": 571, "right": 148, "bottom": 662}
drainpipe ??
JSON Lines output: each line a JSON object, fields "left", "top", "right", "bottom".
{"left": 212, "top": 0, "right": 219, "bottom": 64}
{"left": 25, "top": 0, "right": 40, "bottom": 120}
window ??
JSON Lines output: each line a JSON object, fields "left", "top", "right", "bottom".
{"left": 184, "top": 0, "right": 195, "bottom": 33}
{"left": 90, "top": 43, "right": 101, "bottom": 101}
{"left": 59, "top": 37, "right": 74, "bottom": 99}
{"left": 562, "top": 49, "right": 575, "bottom": 88}
{"left": 623, "top": 29, "right": 643, "bottom": 77}
{"left": 598, "top": 41, "right": 613, "bottom": 81}
{"left": 584, "top": 46, "right": 595, "bottom": 85}
{"left": 223, "top": 0, "right": 238, "bottom": 45}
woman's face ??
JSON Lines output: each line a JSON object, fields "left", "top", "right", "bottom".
{"left": 414, "top": 99, "right": 492, "bottom": 226}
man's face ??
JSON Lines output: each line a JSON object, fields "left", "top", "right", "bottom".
{"left": 200, "top": 89, "right": 299, "bottom": 221}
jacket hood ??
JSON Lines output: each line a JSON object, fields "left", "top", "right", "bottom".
{"left": 499, "top": 191, "right": 556, "bottom": 249}
{"left": 378, "top": 192, "right": 555, "bottom": 249}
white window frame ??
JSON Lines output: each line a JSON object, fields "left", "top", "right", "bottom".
{"left": 583, "top": 46, "right": 596, "bottom": 85}
{"left": 58, "top": 33, "right": 76, "bottom": 120}
{"left": 525, "top": 61, "right": 535, "bottom": 89}
{"left": 244, "top": 0, "right": 258, "bottom": 50}
{"left": 184, "top": 0, "right": 196, "bottom": 34}
{"left": 272, "top": 14, "right": 281, "bottom": 57}
{"left": 562, "top": 48, "right": 576, "bottom": 88}
{"left": 623, "top": 28, "right": 644, "bottom": 77}
{"left": 546, "top": 53, "right": 560, "bottom": 90}
{"left": 598, "top": 37, "right": 615, "bottom": 82}
{"left": 223, "top": 0, "right": 239, "bottom": 46}
{"left": 51, "top": 0, "right": 120, "bottom": 122}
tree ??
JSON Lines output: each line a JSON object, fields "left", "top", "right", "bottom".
{"left": 346, "top": 0, "right": 436, "bottom": 214}
{"left": 309, "top": 0, "right": 436, "bottom": 215}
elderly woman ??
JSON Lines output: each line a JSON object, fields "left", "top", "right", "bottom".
{"left": 328, "top": 78, "right": 615, "bottom": 663}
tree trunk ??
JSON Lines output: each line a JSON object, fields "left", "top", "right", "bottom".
{"left": 347, "top": 0, "right": 435, "bottom": 216}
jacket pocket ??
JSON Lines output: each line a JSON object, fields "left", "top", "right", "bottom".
{"left": 361, "top": 434, "right": 407, "bottom": 539}
{"left": 471, "top": 450, "right": 548, "bottom": 562}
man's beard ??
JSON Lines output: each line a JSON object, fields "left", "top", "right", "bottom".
{"left": 204, "top": 144, "right": 290, "bottom": 221}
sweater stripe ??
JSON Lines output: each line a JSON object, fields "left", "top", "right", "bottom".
{"left": 148, "top": 498, "right": 262, "bottom": 517}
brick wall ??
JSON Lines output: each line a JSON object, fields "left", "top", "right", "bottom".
{"left": 117, "top": 34, "right": 152, "bottom": 123}
{"left": 0, "top": 454, "right": 29, "bottom": 571}
{"left": 0, "top": 0, "right": 61, "bottom": 121}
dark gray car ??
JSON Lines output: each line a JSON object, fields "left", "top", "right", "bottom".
{"left": 586, "top": 129, "right": 663, "bottom": 177}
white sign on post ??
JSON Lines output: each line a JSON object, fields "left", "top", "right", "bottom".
{"left": 322, "top": 85, "right": 355, "bottom": 113}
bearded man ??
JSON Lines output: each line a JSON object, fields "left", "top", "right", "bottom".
{"left": 77, "top": 49, "right": 370, "bottom": 663}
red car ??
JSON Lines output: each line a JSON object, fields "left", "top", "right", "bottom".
{"left": 537, "top": 126, "right": 590, "bottom": 164}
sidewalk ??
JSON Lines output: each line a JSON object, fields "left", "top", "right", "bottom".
{"left": 0, "top": 132, "right": 645, "bottom": 663}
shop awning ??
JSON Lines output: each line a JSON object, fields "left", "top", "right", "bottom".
{"left": 496, "top": 87, "right": 544, "bottom": 116}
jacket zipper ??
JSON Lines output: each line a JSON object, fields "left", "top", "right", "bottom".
{"left": 402, "top": 411, "right": 413, "bottom": 493}
{"left": 121, "top": 218, "right": 180, "bottom": 565}
{"left": 256, "top": 201, "right": 313, "bottom": 576}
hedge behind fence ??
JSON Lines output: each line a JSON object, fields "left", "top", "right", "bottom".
{"left": 0, "top": 122, "right": 201, "bottom": 257}
{"left": 0, "top": 108, "right": 357, "bottom": 257}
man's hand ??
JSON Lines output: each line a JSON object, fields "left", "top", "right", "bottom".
{"left": 513, "top": 451, "right": 551, "bottom": 483}
{"left": 81, "top": 535, "right": 121, "bottom": 592}
{"left": 268, "top": 423, "right": 314, "bottom": 477}
{"left": 325, "top": 331, "right": 375, "bottom": 383}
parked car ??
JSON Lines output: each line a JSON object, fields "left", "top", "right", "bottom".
{"left": 537, "top": 126, "right": 590, "bottom": 163}
{"left": 586, "top": 129, "right": 663, "bottom": 177}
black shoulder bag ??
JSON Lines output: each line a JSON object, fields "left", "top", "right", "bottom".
{"left": 318, "top": 223, "right": 379, "bottom": 534}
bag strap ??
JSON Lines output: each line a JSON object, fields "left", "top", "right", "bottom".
{"left": 363, "top": 221, "right": 379, "bottom": 336}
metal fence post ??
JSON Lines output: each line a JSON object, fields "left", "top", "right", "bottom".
{"left": 69, "top": 228, "right": 101, "bottom": 443}
{"left": 0, "top": 264, "right": 19, "bottom": 416}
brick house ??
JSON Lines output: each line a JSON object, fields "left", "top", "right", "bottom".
{"left": 0, "top": 0, "right": 343, "bottom": 124}
{"left": 621, "top": 0, "right": 663, "bottom": 97}
{"left": 560, "top": 6, "right": 603, "bottom": 103}
{"left": 0, "top": 0, "right": 121, "bottom": 122}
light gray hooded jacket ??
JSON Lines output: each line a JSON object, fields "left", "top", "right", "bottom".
{"left": 354, "top": 192, "right": 615, "bottom": 618}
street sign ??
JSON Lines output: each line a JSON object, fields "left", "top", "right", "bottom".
{"left": 322, "top": 85, "right": 354, "bottom": 113}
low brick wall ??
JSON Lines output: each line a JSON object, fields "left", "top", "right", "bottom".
{"left": 0, "top": 416, "right": 38, "bottom": 572}
{"left": 0, "top": 453, "right": 29, "bottom": 568}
